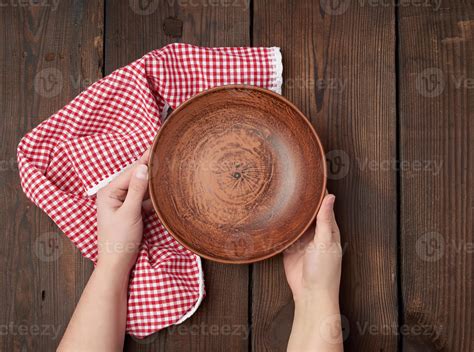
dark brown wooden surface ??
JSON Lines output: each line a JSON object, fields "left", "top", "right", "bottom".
{"left": 399, "top": 2, "right": 474, "bottom": 351}
{"left": 0, "top": 1, "right": 472, "bottom": 351}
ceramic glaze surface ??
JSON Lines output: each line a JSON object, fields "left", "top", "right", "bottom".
{"left": 149, "top": 86, "right": 326, "bottom": 263}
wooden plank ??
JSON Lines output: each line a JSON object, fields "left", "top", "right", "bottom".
{"left": 252, "top": 1, "right": 398, "bottom": 351}
{"left": 399, "top": 3, "right": 474, "bottom": 351}
{"left": 104, "top": 1, "right": 251, "bottom": 351}
{"left": 0, "top": 1, "right": 103, "bottom": 351}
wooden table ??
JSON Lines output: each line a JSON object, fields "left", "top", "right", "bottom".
{"left": 1, "top": 1, "right": 472, "bottom": 351}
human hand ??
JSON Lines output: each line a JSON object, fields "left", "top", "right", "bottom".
{"left": 96, "top": 150, "right": 153, "bottom": 275}
{"left": 283, "top": 194, "right": 342, "bottom": 303}
{"left": 284, "top": 194, "right": 343, "bottom": 351}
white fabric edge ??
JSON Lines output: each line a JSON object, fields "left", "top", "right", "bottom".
{"left": 160, "top": 102, "right": 170, "bottom": 121}
{"left": 174, "top": 254, "right": 205, "bottom": 324}
{"left": 86, "top": 163, "right": 135, "bottom": 196}
{"left": 86, "top": 164, "right": 206, "bottom": 325}
{"left": 269, "top": 47, "right": 283, "bottom": 94}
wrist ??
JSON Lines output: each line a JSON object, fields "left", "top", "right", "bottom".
{"left": 289, "top": 292, "right": 343, "bottom": 352}
{"left": 294, "top": 289, "right": 339, "bottom": 310}
{"left": 95, "top": 258, "right": 133, "bottom": 283}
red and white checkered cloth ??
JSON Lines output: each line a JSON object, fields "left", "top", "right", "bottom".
{"left": 17, "top": 43, "right": 283, "bottom": 338}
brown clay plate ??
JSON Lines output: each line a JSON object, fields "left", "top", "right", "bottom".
{"left": 149, "top": 85, "right": 326, "bottom": 264}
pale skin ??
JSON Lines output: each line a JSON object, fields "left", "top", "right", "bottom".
{"left": 284, "top": 194, "right": 343, "bottom": 352}
{"left": 58, "top": 151, "right": 343, "bottom": 352}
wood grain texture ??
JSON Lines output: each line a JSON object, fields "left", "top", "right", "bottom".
{"left": 399, "top": 3, "right": 474, "bottom": 351}
{"left": 104, "top": 1, "right": 251, "bottom": 351}
{"left": 252, "top": 1, "right": 398, "bottom": 350}
{"left": 0, "top": 1, "right": 102, "bottom": 351}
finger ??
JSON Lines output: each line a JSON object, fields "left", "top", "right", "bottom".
{"left": 107, "top": 149, "right": 151, "bottom": 191}
{"left": 123, "top": 164, "right": 149, "bottom": 215}
{"left": 284, "top": 222, "right": 315, "bottom": 256}
{"left": 142, "top": 199, "right": 155, "bottom": 214}
{"left": 97, "top": 182, "right": 127, "bottom": 210}
{"left": 315, "top": 194, "right": 340, "bottom": 244}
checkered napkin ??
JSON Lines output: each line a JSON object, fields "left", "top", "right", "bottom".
{"left": 17, "top": 43, "right": 283, "bottom": 338}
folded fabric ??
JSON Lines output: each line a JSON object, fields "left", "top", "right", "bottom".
{"left": 17, "top": 43, "right": 283, "bottom": 338}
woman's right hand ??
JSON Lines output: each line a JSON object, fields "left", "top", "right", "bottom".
{"left": 283, "top": 194, "right": 342, "bottom": 302}
{"left": 283, "top": 194, "right": 344, "bottom": 352}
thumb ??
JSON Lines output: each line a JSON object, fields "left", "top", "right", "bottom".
{"left": 314, "top": 194, "right": 339, "bottom": 244}
{"left": 123, "top": 164, "right": 149, "bottom": 216}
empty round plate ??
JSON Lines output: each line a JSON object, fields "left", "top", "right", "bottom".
{"left": 149, "top": 85, "right": 326, "bottom": 263}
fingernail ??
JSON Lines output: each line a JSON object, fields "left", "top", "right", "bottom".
{"left": 135, "top": 164, "right": 148, "bottom": 180}
{"left": 327, "top": 194, "right": 336, "bottom": 206}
